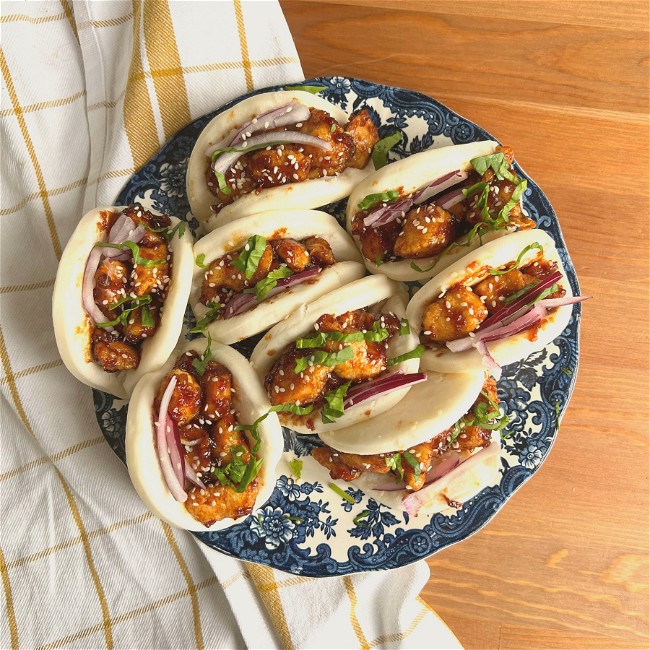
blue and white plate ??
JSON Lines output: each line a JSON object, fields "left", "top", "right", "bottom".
{"left": 94, "top": 77, "right": 581, "bottom": 577}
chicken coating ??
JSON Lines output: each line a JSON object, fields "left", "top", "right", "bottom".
{"left": 93, "top": 259, "right": 129, "bottom": 317}
{"left": 393, "top": 204, "right": 458, "bottom": 259}
{"left": 317, "top": 309, "right": 379, "bottom": 334}
{"left": 312, "top": 446, "right": 394, "bottom": 482}
{"left": 208, "top": 159, "right": 256, "bottom": 205}
{"left": 91, "top": 329, "right": 139, "bottom": 372}
{"left": 247, "top": 146, "right": 311, "bottom": 188}
{"left": 271, "top": 238, "right": 311, "bottom": 272}
{"left": 174, "top": 350, "right": 201, "bottom": 376}
{"left": 299, "top": 108, "right": 355, "bottom": 177}
{"left": 130, "top": 241, "right": 170, "bottom": 298}
{"left": 266, "top": 346, "right": 330, "bottom": 407}
{"left": 122, "top": 303, "right": 159, "bottom": 344}
{"left": 211, "top": 414, "right": 249, "bottom": 467}
{"left": 328, "top": 340, "right": 387, "bottom": 381}
{"left": 185, "top": 481, "right": 258, "bottom": 527}
{"left": 421, "top": 286, "right": 488, "bottom": 343}
{"left": 121, "top": 204, "right": 171, "bottom": 234}
{"left": 304, "top": 236, "right": 335, "bottom": 267}
{"left": 199, "top": 244, "right": 274, "bottom": 305}
{"left": 200, "top": 361, "right": 232, "bottom": 421}
{"left": 356, "top": 219, "right": 402, "bottom": 264}
{"left": 520, "top": 257, "right": 558, "bottom": 280}
{"left": 402, "top": 441, "right": 437, "bottom": 491}
{"left": 155, "top": 368, "right": 202, "bottom": 427}
{"left": 343, "top": 109, "right": 379, "bottom": 169}
{"left": 474, "top": 269, "right": 536, "bottom": 314}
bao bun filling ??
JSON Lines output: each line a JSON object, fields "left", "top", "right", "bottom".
{"left": 351, "top": 145, "right": 534, "bottom": 268}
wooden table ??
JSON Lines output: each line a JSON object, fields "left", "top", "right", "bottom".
{"left": 281, "top": 2, "right": 650, "bottom": 647}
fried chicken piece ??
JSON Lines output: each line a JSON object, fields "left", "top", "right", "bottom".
{"left": 299, "top": 108, "right": 355, "bottom": 177}
{"left": 121, "top": 205, "right": 171, "bottom": 233}
{"left": 182, "top": 424, "right": 213, "bottom": 477}
{"left": 474, "top": 269, "right": 535, "bottom": 314}
{"left": 91, "top": 328, "right": 139, "bottom": 372}
{"left": 271, "top": 238, "right": 311, "bottom": 272}
{"left": 266, "top": 346, "right": 330, "bottom": 407}
{"left": 93, "top": 259, "right": 129, "bottom": 317}
{"left": 155, "top": 368, "right": 202, "bottom": 427}
{"left": 122, "top": 303, "right": 159, "bottom": 344}
{"left": 421, "top": 287, "right": 488, "bottom": 343}
{"left": 343, "top": 109, "right": 379, "bottom": 169}
{"left": 207, "top": 160, "right": 256, "bottom": 205}
{"left": 520, "top": 257, "right": 558, "bottom": 280}
{"left": 329, "top": 340, "right": 387, "bottom": 381}
{"left": 185, "top": 481, "right": 258, "bottom": 527}
{"left": 311, "top": 447, "right": 392, "bottom": 482}
{"left": 200, "top": 244, "right": 274, "bottom": 305}
{"left": 174, "top": 350, "right": 201, "bottom": 376}
{"left": 356, "top": 219, "right": 402, "bottom": 264}
{"left": 402, "top": 440, "right": 438, "bottom": 491}
{"left": 317, "top": 309, "right": 378, "bottom": 334}
{"left": 130, "top": 241, "right": 170, "bottom": 298}
{"left": 393, "top": 204, "right": 458, "bottom": 259}
{"left": 304, "top": 236, "right": 335, "bottom": 267}
{"left": 212, "top": 414, "right": 249, "bottom": 466}
{"left": 200, "top": 361, "right": 232, "bottom": 421}
{"left": 248, "top": 146, "right": 311, "bottom": 188}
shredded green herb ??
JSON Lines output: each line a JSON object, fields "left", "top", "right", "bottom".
{"left": 231, "top": 235, "right": 267, "bottom": 279}
{"left": 294, "top": 346, "right": 354, "bottom": 373}
{"left": 489, "top": 242, "right": 543, "bottom": 276}
{"left": 321, "top": 381, "right": 352, "bottom": 424}
{"left": 371, "top": 131, "right": 403, "bottom": 170}
{"left": 399, "top": 318, "right": 410, "bottom": 336}
{"left": 190, "top": 303, "right": 221, "bottom": 333}
{"left": 289, "top": 458, "right": 303, "bottom": 479}
{"left": 470, "top": 152, "right": 518, "bottom": 183}
{"left": 385, "top": 453, "right": 404, "bottom": 481}
{"left": 96, "top": 295, "right": 152, "bottom": 329}
{"left": 94, "top": 241, "right": 164, "bottom": 268}
{"left": 195, "top": 253, "right": 207, "bottom": 269}
{"left": 191, "top": 334, "right": 213, "bottom": 376}
{"left": 284, "top": 84, "right": 327, "bottom": 94}
{"left": 353, "top": 511, "right": 370, "bottom": 526}
{"left": 402, "top": 451, "right": 421, "bottom": 482}
{"left": 328, "top": 482, "right": 355, "bottom": 504}
{"left": 296, "top": 322, "right": 388, "bottom": 349}
{"left": 358, "top": 190, "right": 400, "bottom": 212}
{"left": 244, "top": 265, "right": 293, "bottom": 300}
{"left": 387, "top": 344, "right": 425, "bottom": 366}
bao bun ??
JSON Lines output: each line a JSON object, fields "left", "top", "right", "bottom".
{"left": 250, "top": 275, "right": 421, "bottom": 435}
{"left": 407, "top": 229, "right": 573, "bottom": 374}
{"left": 346, "top": 140, "right": 517, "bottom": 282}
{"left": 52, "top": 206, "right": 194, "bottom": 399}
{"left": 190, "top": 210, "right": 366, "bottom": 344}
{"left": 187, "top": 90, "right": 375, "bottom": 233}
{"left": 126, "top": 339, "right": 283, "bottom": 532}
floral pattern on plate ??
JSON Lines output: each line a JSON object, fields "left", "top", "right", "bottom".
{"left": 94, "top": 77, "right": 581, "bottom": 577}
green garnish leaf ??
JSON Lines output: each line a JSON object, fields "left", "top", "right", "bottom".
{"left": 402, "top": 450, "right": 421, "bottom": 481}
{"left": 235, "top": 412, "right": 268, "bottom": 454}
{"left": 371, "top": 131, "right": 403, "bottom": 170}
{"left": 190, "top": 302, "right": 221, "bottom": 333}
{"left": 245, "top": 265, "right": 293, "bottom": 300}
{"left": 385, "top": 453, "right": 404, "bottom": 481}
{"left": 562, "top": 367, "right": 573, "bottom": 376}
{"left": 213, "top": 170, "right": 232, "bottom": 195}
{"left": 284, "top": 84, "right": 327, "bottom": 94}
{"left": 294, "top": 346, "right": 354, "bottom": 373}
{"left": 289, "top": 458, "right": 303, "bottom": 479}
{"left": 94, "top": 241, "right": 164, "bottom": 268}
{"left": 213, "top": 446, "right": 263, "bottom": 494}
{"left": 231, "top": 235, "right": 267, "bottom": 279}
{"left": 375, "top": 254, "right": 384, "bottom": 267}
{"left": 470, "top": 152, "right": 518, "bottom": 183}
{"left": 353, "top": 510, "right": 370, "bottom": 526}
{"left": 358, "top": 190, "right": 400, "bottom": 212}
{"left": 489, "top": 241, "right": 543, "bottom": 276}
{"left": 399, "top": 318, "right": 410, "bottom": 336}
{"left": 387, "top": 344, "right": 425, "bottom": 366}
{"left": 96, "top": 295, "right": 152, "bottom": 329}
{"left": 451, "top": 389, "right": 509, "bottom": 443}
{"left": 497, "top": 179, "right": 527, "bottom": 222}
{"left": 504, "top": 280, "right": 540, "bottom": 305}
{"left": 461, "top": 181, "right": 489, "bottom": 199}
{"left": 296, "top": 322, "right": 388, "bottom": 349}
{"left": 321, "top": 381, "right": 352, "bottom": 424}
{"left": 140, "top": 305, "right": 155, "bottom": 328}
{"left": 328, "top": 482, "right": 355, "bottom": 504}
{"left": 269, "top": 403, "right": 314, "bottom": 416}
{"left": 195, "top": 253, "right": 207, "bottom": 269}
{"left": 149, "top": 220, "right": 186, "bottom": 241}
{"left": 330, "top": 123, "right": 337, "bottom": 132}
{"left": 191, "top": 334, "right": 213, "bottom": 376}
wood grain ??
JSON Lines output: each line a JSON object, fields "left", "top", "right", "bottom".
{"left": 280, "top": 1, "right": 650, "bottom": 648}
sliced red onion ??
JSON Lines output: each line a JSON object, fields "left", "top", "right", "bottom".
{"left": 363, "top": 197, "right": 413, "bottom": 228}
{"left": 371, "top": 478, "right": 407, "bottom": 492}
{"left": 480, "top": 304, "right": 548, "bottom": 344}
{"left": 221, "top": 267, "right": 322, "bottom": 319}
{"left": 425, "top": 454, "right": 463, "bottom": 484}
{"left": 185, "top": 463, "right": 207, "bottom": 490}
{"left": 475, "top": 339, "right": 502, "bottom": 380}
{"left": 155, "top": 376, "right": 187, "bottom": 502}
{"left": 100, "top": 225, "right": 147, "bottom": 259}
{"left": 108, "top": 214, "right": 136, "bottom": 242}
{"left": 412, "top": 170, "right": 468, "bottom": 205}
{"left": 480, "top": 270, "right": 563, "bottom": 332}
{"left": 228, "top": 101, "right": 311, "bottom": 147}
{"left": 212, "top": 132, "right": 332, "bottom": 175}
{"left": 166, "top": 415, "right": 186, "bottom": 489}
{"left": 537, "top": 295, "right": 590, "bottom": 308}
{"left": 436, "top": 188, "right": 465, "bottom": 210}
{"left": 343, "top": 371, "right": 428, "bottom": 409}
{"left": 82, "top": 247, "right": 111, "bottom": 329}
